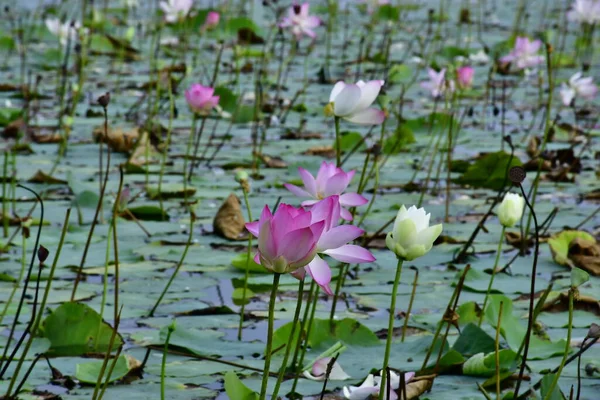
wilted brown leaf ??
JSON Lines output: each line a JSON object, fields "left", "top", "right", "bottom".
{"left": 27, "top": 170, "right": 67, "bottom": 184}
{"left": 128, "top": 131, "right": 159, "bottom": 166}
{"left": 542, "top": 292, "right": 600, "bottom": 315}
{"left": 406, "top": 375, "right": 435, "bottom": 399}
{"left": 93, "top": 126, "right": 140, "bottom": 153}
{"left": 213, "top": 193, "right": 247, "bottom": 241}
{"left": 569, "top": 238, "right": 600, "bottom": 276}
{"left": 254, "top": 152, "right": 287, "bottom": 168}
{"left": 303, "top": 145, "right": 335, "bottom": 158}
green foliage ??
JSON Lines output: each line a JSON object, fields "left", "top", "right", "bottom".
{"left": 75, "top": 355, "right": 133, "bottom": 384}
{"left": 224, "top": 371, "right": 259, "bottom": 400}
{"left": 383, "top": 125, "right": 416, "bottom": 154}
{"left": 456, "top": 151, "right": 522, "bottom": 190}
{"left": 39, "top": 302, "right": 123, "bottom": 357}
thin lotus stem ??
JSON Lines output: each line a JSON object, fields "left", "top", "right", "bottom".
{"left": 318, "top": 354, "right": 340, "bottom": 400}
{"left": 71, "top": 98, "right": 111, "bottom": 301}
{"left": 259, "top": 273, "right": 281, "bottom": 400}
{"left": 149, "top": 208, "right": 195, "bottom": 317}
{"left": 183, "top": 116, "right": 198, "bottom": 185}
{"left": 479, "top": 226, "right": 506, "bottom": 326}
{"left": 328, "top": 263, "right": 347, "bottom": 330}
{"left": 522, "top": 43, "right": 553, "bottom": 252}
{"left": 379, "top": 258, "right": 404, "bottom": 400}
{"left": 334, "top": 116, "right": 341, "bottom": 167}
{"left": 272, "top": 279, "right": 305, "bottom": 399}
{"left": 421, "top": 265, "right": 470, "bottom": 371}
{"left": 495, "top": 301, "right": 503, "bottom": 400}
{"left": 92, "top": 306, "right": 123, "bottom": 400}
{"left": 7, "top": 209, "right": 71, "bottom": 397}
{"left": 432, "top": 265, "right": 470, "bottom": 372}
{"left": 402, "top": 269, "right": 419, "bottom": 342}
{"left": 237, "top": 180, "right": 254, "bottom": 340}
{"left": 188, "top": 116, "right": 208, "bottom": 182}
{"left": 291, "top": 285, "right": 319, "bottom": 394}
{"left": 161, "top": 323, "right": 176, "bottom": 400}
{"left": 2, "top": 152, "right": 8, "bottom": 237}
{"left": 0, "top": 184, "right": 44, "bottom": 378}
{"left": 542, "top": 289, "right": 574, "bottom": 400}
{"left": 158, "top": 75, "right": 175, "bottom": 214}
{"left": 513, "top": 179, "right": 540, "bottom": 399}
{"left": 477, "top": 382, "right": 494, "bottom": 400}
{"left": 291, "top": 279, "right": 316, "bottom": 372}
{"left": 445, "top": 95, "right": 457, "bottom": 223}
{"left": 0, "top": 230, "right": 26, "bottom": 327}
{"left": 112, "top": 167, "right": 124, "bottom": 323}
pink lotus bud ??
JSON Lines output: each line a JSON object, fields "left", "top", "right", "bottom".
{"left": 184, "top": 83, "right": 219, "bottom": 115}
{"left": 457, "top": 66, "right": 474, "bottom": 89}
{"left": 203, "top": 11, "right": 220, "bottom": 30}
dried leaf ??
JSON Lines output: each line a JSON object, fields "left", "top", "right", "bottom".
{"left": 303, "top": 145, "right": 335, "bottom": 158}
{"left": 254, "top": 152, "right": 287, "bottom": 168}
{"left": 569, "top": 238, "right": 600, "bottom": 276}
{"left": 213, "top": 193, "right": 247, "bottom": 241}
{"left": 27, "top": 170, "right": 67, "bottom": 184}
{"left": 93, "top": 126, "right": 140, "bottom": 153}
{"left": 32, "top": 132, "right": 63, "bottom": 144}
{"left": 128, "top": 131, "right": 160, "bottom": 167}
{"left": 541, "top": 292, "right": 600, "bottom": 315}
{"left": 406, "top": 375, "right": 435, "bottom": 399}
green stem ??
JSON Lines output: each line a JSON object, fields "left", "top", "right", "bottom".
{"left": 161, "top": 323, "right": 175, "bottom": 400}
{"left": 479, "top": 226, "right": 506, "bottom": 326}
{"left": 495, "top": 301, "right": 504, "bottom": 400}
{"left": 259, "top": 273, "right": 281, "bottom": 400}
{"left": 272, "top": 279, "right": 305, "bottom": 399}
{"left": 401, "top": 269, "right": 419, "bottom": 342}
{"left": 158, "top": 76, "right": 175, "bottom": 214}
{"left": 291, "top": 285, "right": 319, "bottom": 394}
{"left": 237, "top": 184, "right": 254, "bottom": 340}
{"left": 542, "top": 289, "right": 573, "bottom": 400}
{"left": 379, "top": 258, "right": 404, "bottom": 400}
{"left": 149, "top": 208, "right": 195, "bottom": 317}
{"left": 334, "top": 116, "right": 341, "bottom": 167}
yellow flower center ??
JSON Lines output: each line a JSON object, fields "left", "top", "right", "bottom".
{"left": 323, "top": 102, "right": 334, "bottom": 117}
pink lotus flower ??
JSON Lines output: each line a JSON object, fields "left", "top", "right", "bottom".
{"left": 325, "top": 80, "right": 386, "bottom": 125}
{"left": 560, "top": 72, "right": 598, "bottom": 106}
{"left": 456, "top": 66, "right": 474, "bottom": 89}
{"left": 245, "top": 204, "right": 324, "bottom": 274}
{"left": 159, "top": 0, "right": 193, "bottom": 23}
{"left": 500, "top": 37, "right": 545, "bottom": 70}
{"left": 567, "top": 0, "right": 600, "bottom": 24}
{"left": 185, "top": 84, "right": 219, "bottom": 115}
{"left": 279, "top": 3, "right": 321, "bottom": 40}
{"left": 284, "top": 161, "right": 368, "bottom": 221}
{"left": 297, "top": 197, "right": 374, "bottom": 294}
{"left": 202, "top": 11, "right": 220, "bottom": 30}
{"left": 420, "top": 68, "right": 454, "bottom": 98}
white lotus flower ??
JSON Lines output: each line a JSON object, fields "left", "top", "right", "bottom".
{"left": 343, "top": 370, "right": 415, "bottom": 400}
{"left": 386, "top": 205, "right": 443, "bottom": 261}
{"left": 303, "top": 357, "right": 351, "bottom": 381}
{"left": 497, "top": 193, "right": 525, "bottom": 228}
{"left": 560, "top": 72, "right": 598, "bottom": 106}
{"left": 343, "top": 374, "right": 379, "bottom": 400}
{"left": 45, "top": 18, "right": 80, "bottom": 46}
{"left": 567, "top": 0, "right": 600, "bottom": 24}
{"left": 469, "top": 49, "right": 490, "bottom": 64}
{"left": 325, "top": 80, "right": 386, "bottom": 125}
{"left": 159, "top": 0, "right": 193, "bottom": 23}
